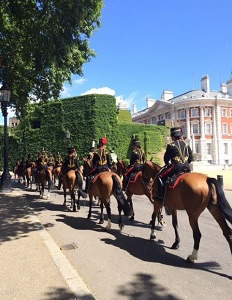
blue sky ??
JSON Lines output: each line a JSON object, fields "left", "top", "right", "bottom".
{"left": 3, "top": 0, "right": 232, "bottom": 124}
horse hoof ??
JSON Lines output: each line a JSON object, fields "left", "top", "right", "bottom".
{"left": 77, "top": 205, "right": 80, "bottom": 210}
{"left": 119, "top": 223, "right": 124, "bottom": 231}
{"left": 150, "top": 234, "right": 156, "bottom": 240}
{"left": 99, "top": 220, "right": 104, "bottom": 225}
{"left": 130, "top": 216, "right": 134, "bottom": 221}
{"left": 171, "top": 242, "right": 179, "bottom": 250}
{"left": 73, "top": 207, "right": 76, "bottom": 212}
{"left": 186, "top": 256, "right": 195, "bottom": 264}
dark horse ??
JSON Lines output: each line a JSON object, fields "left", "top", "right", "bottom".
{"left": 142, "top": 161, "right": 232, "bottom": 263}
{"left": 116, "top": 159, "right": 165, "bottom": 225}
{"left": 37, "top": 166, "right": 53, "bottom": 199}
{"left": 87, "top": 171, "right": 132, "bottom": 230}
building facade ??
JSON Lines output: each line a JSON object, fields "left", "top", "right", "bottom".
{"left": 132, "top": 75, "right": 232, "bottom": 165}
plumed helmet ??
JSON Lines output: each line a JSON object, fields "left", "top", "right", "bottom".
{"left": 170, "top": 127, "right": 182, "bottom": 138}
{"left": 133, "top": 140, "right": 141, "bottom": 147}
{"left": 99, "top": 137, "right": 108, "bottom": 146}
{"left": 68, "top": 147, "right": 76, "bottom": 154}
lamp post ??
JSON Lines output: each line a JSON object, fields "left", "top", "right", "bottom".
{"left": 0, "top": 83, "right": 12, "bottom": 192}
{"left": 66, "top": 129, "right": 71, "bottom": 147}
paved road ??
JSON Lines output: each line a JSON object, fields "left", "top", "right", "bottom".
{"left": 17, "top": 180, "right": 232, "bottom": 300}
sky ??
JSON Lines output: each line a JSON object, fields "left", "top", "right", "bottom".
{"left": 2, "top": 0, "right": 232, "bottom": 123}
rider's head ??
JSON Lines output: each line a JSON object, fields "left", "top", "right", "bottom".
{"left": 68, "top": 147, "right": 76, "bottom": 156}
{"left": 133, "top": 140, "right": 141, "bottom": 149}
{"left": 98, "top": 137, "right": 108, "bottom": 148}
{"left": 170, "top": 127, "right": 182, "bottom": 140}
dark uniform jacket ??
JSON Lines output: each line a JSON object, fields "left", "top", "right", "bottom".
{"left": 61, "top": 155, "right": 80, "bottom": 174}
{"left": 164, "top": 140, "right": 192, "bottom": 174}
{"left": 92, "top": 148, "right": 112, "bottom": 168}
{"left": 130, "top": 148, "right": 145, "bottom": 165}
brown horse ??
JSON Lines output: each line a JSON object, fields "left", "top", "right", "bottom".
{"left": 87, "top": 171, "right": 132, "bottom": 230}
{"left": 25, "top": 162, "right": 36, "bottom": 189}
{"left": 53, "top": 166, "right": 62, "bottom": 187}
{"left": 116, "top": 159, "right": 165, "bottom": 225}
{"left": 62, "top": 170, "right": 79, "bottom": 211}
{"left": 37, "top": 167, "right": 53, "bottom": 199}
{"left": 142, "top": 161, "right": 232, "bottom": 263}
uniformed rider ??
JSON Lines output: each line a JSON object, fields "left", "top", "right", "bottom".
{"left": 156, "top": 127, "right": 193, "bottom": 201}
{"left": 122, "top": 139, "right": 145, "bottom": 191}
{"left": 55, "top": 152, "right": 63, "bottom": 168}
{"left": 47, "top": 153, "right": 55, "bottom": 167}
{"left": 61, "top": 147, "right": 87, "bottom": 198}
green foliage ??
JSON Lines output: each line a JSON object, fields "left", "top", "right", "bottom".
{"left": 0, "top": 0, "right": 104, "bottom": 115}
{"left": 117, "top": 110, "right": 132, "bottom": 124}
{"left": 0, "top": 95, "right": 169, "bottom": 169}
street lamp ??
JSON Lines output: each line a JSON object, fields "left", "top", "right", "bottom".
{"left": 66, "top": 129, "right": 71, "bottom": 147}
{"left": 0, "top": 83, "right": 12, "bottom": 192}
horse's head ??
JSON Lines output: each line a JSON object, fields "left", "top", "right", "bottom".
{"left": 116, "top": 159, "right": 127, "bottom": 177}
{"left": 83, "top": 157, "right": 93, "bottom": 177}
{"left": 142, "top": 161, "right": 161, "bottom": 180}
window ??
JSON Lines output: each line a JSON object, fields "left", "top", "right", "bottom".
{"left": 205, "top": 107, "right": 212, "bottom": 117}
{"left": 178, "top": 110, "right": 186, "bottom": 119}
{"left": 223, "top": 143, "right": 228, "bottom": 154}
{"left": 192, "top": 123, "right": 199, "bottom": 134}
{"left": 166, "top": 112, "right": 171, "bottom": 119}
{"left": 205, "top": 123, "right": 211, "bottom": 134}
{"left": 222, "top": 124, "right": 227, "bottom": 134}
{"left": 230, "top": 109, "right": 232, "bottom": 117}
{"left": 222, "top": 108, "right": 227, "bottom": 117}
{"left": 195, "top": 143, "right": 200, "bottom": 153}
{"left": 191, "top": 108, "right": 199, "bottom": 117}
{"left": 31, "top": 119, "right": 41, "bottom": 129}
{"left": 206, "top": 143, "right": 211, "bottom": 155}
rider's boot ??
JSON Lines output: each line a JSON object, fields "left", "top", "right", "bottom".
{"left": 75, "top": 172, "right": 87, "bottom": 198}
{"left": 156, "top": 177, "right": 164, "bottom": 202}
{"left": 122, "top": 175, "right": 129, "bottom": 191}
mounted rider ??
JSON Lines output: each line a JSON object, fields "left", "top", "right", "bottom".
{"left": 55, "top": 152, "right": 63, "bottom": 168}
{"left": 47, "top": 153, "right": 55, "bottom": 168}
{"left": 84, "top": 137, "right": 112, "bottom": 192}
{"left": 61, "top": 146, "right": 87, "bottom": 198}
{"left": 156, "top": 127, "right": 193, "bottom": 201}
{"left": 122, "top": 139, "right": 146, "bottom": 191}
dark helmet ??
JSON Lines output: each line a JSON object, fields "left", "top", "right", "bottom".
{"left": 133, "top": 139, "right": 141, "bottom": 147}
{"left": 89, "top": 147, "right": 95, "bottom": 152}
{"left": 68, "top": 147, "right": 76, "bottom": 154}
{"left": 170, "top": 127, "right": 182, "bottom": 138}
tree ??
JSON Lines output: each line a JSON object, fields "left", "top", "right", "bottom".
{"left": 0, "top": 0, "right": 104, "bottom": 116}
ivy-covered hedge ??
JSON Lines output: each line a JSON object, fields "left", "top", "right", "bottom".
{"left": 0, "top": 94, "right": 169, "bottom": 169}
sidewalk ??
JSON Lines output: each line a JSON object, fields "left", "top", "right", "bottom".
{"left": 0, "top": 183, "right": 95, "bottom": 300}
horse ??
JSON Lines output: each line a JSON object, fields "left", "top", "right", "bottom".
{"left": 116, "top": 159, "right": 165, "bottom": 225}
{"left": 53, "top": 166, "right": 62, "bottom": 187}
{"left": 37, "top": 167, "right": 53, "bottom": 199}
{"left": 142, "top": 161, "right": 232, "bottom": 263}
{"left": 25, "top": 162, "right": 36, "bottom": 189}
{"left": 87, "top": 171, "right": 132, "bottom": 230}
{"left": 62, "top": 170, "right": 79, "bottom": 211}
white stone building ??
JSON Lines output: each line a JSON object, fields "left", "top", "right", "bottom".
{"left": 132, "top": 75, "right": 232, "bottom": 165}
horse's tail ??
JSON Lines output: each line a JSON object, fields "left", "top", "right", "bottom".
{"left": 112, "top": 175, "right": 132, "bottom": 217}
{"left": 207, "top": 177, "right": 232, "bottom": 225}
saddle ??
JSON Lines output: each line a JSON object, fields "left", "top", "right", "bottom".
{"left": 166, "top": 167, "right": 190, "bottom": 189}
{"left": 129, "top": 171, "right": 141, "bottom": 183}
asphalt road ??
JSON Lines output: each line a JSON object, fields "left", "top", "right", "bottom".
{"left": 20, "top": 182, "right": 232, "bottom": 300}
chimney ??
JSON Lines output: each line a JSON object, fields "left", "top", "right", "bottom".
{"left": 161, "top": 90, "right": 173, "bottom": 101}
{"left": 146, "top": 98, "right": 156, "bottom": 108}
{"left": 226, "top": 79, "right": 232, "bottom": 96}
{"left": 201, "top": 75, "right": 210, "bottom": 93}
{"left": 132, "top": 104, "right": 137, "bottom": 114}
{"left": 220, "top": 83, "right": 227, "bottom": 94}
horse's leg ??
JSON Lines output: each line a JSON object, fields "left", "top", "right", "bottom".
{"left": 170, "top": 209, "right": 180, "bottom": 249}
{"left": 186, "top": 215, "right": 202, "bottom": 263}
{"left": 150, "top": 202, "right": 162, "bottom": 240}
{"left": 126, "top": 192, "right": 134, "bottom": 221}
{"left": 87, "top": 195, "right": 93, "bottom": 219}
{"left": 47, "top": 180, "right": 50, "bottom": 199}
{"left": 105, "top": 201, "right": 112, "bottom": 230}
{"left": 72, "top": 190, "right": 76, "bottom": 212}
{"left": 117, "top": 203, "right": 124, "bottom": 231}
{"left": 99, "top": 200, "right": 104, "bottom": 224}
{"left": 76, "top": 191, "right": 81, "bottom": 210}
{"left": 63, "top": 188, "right": 67, "bottom": 206}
